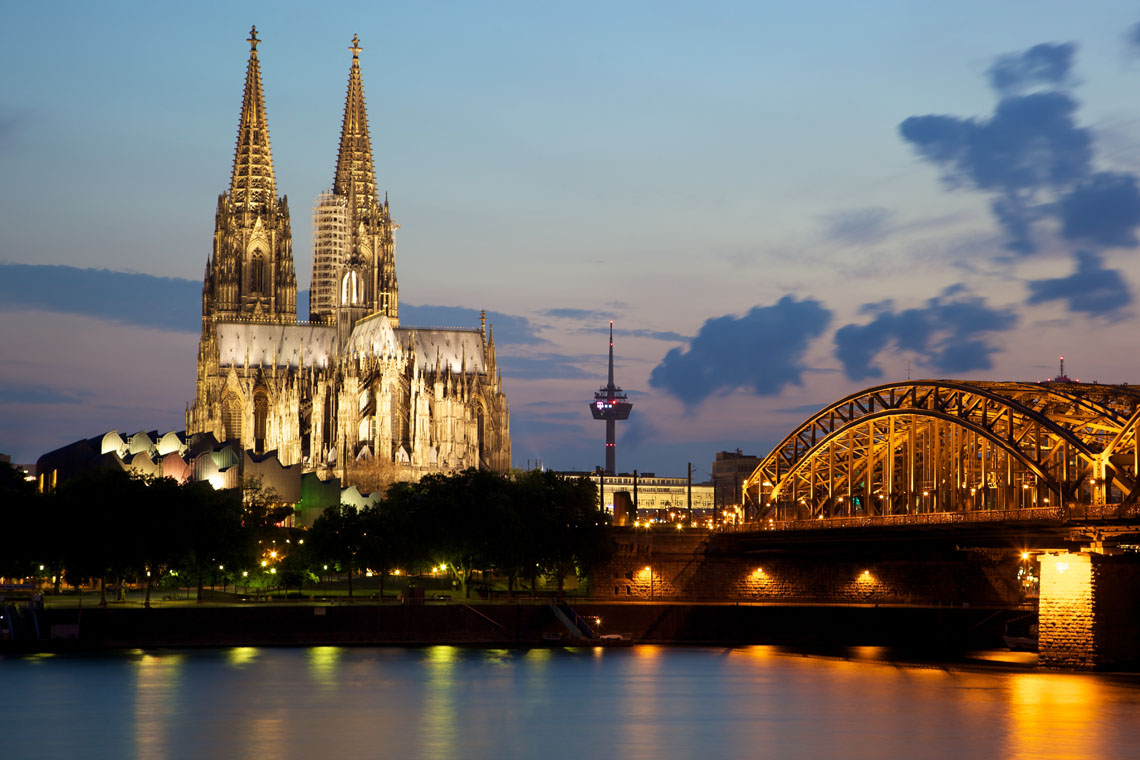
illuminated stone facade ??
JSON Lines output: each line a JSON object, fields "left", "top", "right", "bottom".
{"left": 187, "top": 29, "right": 510, "bottom": 482}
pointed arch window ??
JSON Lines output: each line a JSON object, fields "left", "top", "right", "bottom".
{"left": 254, "top": 387, "right": 269, "bottom": 453}
{"left": 341, "top": 270, "right": 359, "bottom": 305}
{"left": 222, "top": 393, "right": 243, "bottom": 443}
{"left": 251, "top": 252, "right": 266, "bottom": 293}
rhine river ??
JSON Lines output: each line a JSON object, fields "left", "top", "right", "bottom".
{"left": 3, "top": 646, "right": 1140, "bottom": 759}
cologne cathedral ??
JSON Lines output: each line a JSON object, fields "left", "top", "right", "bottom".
{"left": 186, "top": 28, "right": 510, "bottom": 481}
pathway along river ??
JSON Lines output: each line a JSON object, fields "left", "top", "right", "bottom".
{"left": 3, "top": 645, "right": 1140, "bottom": 759}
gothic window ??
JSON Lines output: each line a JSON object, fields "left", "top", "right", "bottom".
{"left": 476, "top": 402, "right": 487, "bottom": 467}
{"left": 251, "top": 252, "right": 265, "bottom": 293}
{"left": 391, "top": 382, "right": 409, "bottom": 455}
{"left": 222, "top": 393, "right": 242, "bottom": 443}
{"left": 254, "top": 387, "right": 269, "bottom": 453}
{"left": 341, "top": 270, "right": 359, "bottom": 305}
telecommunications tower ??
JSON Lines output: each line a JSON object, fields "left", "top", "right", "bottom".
{"left": 589, "top": 321, "right": 633, "bottom": 475}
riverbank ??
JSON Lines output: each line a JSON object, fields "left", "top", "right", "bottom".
{"left": 2, "top": 601, "right": 1021, "bottom": 654}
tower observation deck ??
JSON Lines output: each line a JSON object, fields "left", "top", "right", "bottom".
{"left": 589, "top": 321, "right": 633, "bottom": 475}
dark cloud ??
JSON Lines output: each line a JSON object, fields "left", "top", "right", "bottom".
{"left": 581, "top": 325, "right": 689, "bottom": 342}
{"left": 897, "top": 41, "right": 1140, "bottom": 255}
{"left": 0, "top": 263, "right": 201, "bottom": 332}
{"left": 834, "top": 286, "right": 1017, "bottom": 381}
{"left": 0, "top": 383, "right": 93, "bottom": 405}
{"left": 649, "top": 296, "right": 831, "bottom": 406}
{"left": 820, "top": 207, "right": 894, "bottom": 245}
{"left": 1026, "top": 250, "right": 1132, "bottom": 317}
{"left": 497, "top": 353, "right": 594, "bottom": 380}
{"left": 542, "top": 308, "right": 611, "bottom": 321}
{"left": 1128, "top": 21, "right": 1140, "bottom": 54}
{"left": 393, "top": 304, "right": 546, "bottom": 345}
{"left": 1058, "top": 172, "right": 1140, "bottom": 246}
{"left": 987, "top": 42, "right": 1075, "bottom": 94}
{"left": 619, "top": 412, "right": 660, "bottom": 451}
{"left": 0, "top": 266, "right": 545, "bottom": 346}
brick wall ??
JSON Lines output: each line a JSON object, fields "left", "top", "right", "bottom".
{"left": 594, "top": 529, "right": 1022, "bottom": 606}
{"left": 1038, "top": 551, "right": 1140, "bottom": 670}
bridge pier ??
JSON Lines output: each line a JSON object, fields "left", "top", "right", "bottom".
{"left": 1037, "top": 548, "right": 1140, "bottom": 670}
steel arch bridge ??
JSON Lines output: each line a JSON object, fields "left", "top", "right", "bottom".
{"left": 743, "top": 380, "right": 1140, "bottom": 525}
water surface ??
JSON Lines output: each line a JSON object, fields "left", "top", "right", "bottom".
{"left": 3, "top": 646, "right": 1139, "bottom": 759}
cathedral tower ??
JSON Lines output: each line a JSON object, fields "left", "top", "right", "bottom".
{"left": 310, "top": 34, "right": 398, "bottom": 328}
{"left": 202, "top": 26, "right": 297, "bottom": 325}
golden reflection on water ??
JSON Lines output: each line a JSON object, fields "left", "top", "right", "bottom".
{"left": 422, "top": 646, "right": 458, "bottom": 760}
{"left": 620, "top": 646, "right": 667, "bottom": 760}
{"left": 134, "top": 653, "right": 184, "bottom": 760}
{"left": 227, "top": 647, "right": 258, "bottom": 668}
{"left": 306, "top": 645, "right": 341, "bottom": 688}
{"left": 243, "top": 712, "right": 287, "bottom": 760}
{"left": 1006, "top": 673, "right": 1104, "bottom": 760}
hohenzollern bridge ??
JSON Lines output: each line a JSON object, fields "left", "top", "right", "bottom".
{"left": 742, "top": 378, "right": 1140, "bottom": 528}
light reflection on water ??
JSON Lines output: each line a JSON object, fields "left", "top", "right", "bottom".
{"left": 2, "top": 646, "right": 1139, "bottom": 760}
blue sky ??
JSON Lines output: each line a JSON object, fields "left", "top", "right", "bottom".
{"left": 4, "top": 2, "right": 1140, "bottom": 475}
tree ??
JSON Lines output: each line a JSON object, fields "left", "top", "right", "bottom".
{"left": 309, "top": 504, "right": 364, "bottom": 598}
{"left": 170, "top": 481, "right": 249, "bottom": 603}
{"left": 0, "top": 461, "right": 41, "bottom": 581}
{"left": 242, "top": 476, "right": 294, "bottom": 530}
{"left": 516, "top": 471, "right": 611, "bottom": 598}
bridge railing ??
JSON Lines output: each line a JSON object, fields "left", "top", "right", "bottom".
{"left": 732, "top": 503, "right": 1132, "bottom": 532}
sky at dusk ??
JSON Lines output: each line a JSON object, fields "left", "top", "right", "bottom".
{"left": 5, "top": 1, "right": 1140, "bottom": 477}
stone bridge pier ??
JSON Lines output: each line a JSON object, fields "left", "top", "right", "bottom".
{"left": 1037, "top": 547, "right": 1140, "bottom": 670}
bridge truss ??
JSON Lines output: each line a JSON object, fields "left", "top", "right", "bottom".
{"left": 743, "top": 380, "right": 1140, "bottom": 523}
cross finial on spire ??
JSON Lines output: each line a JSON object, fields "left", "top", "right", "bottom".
{"left": 248, "top": 26, "right": 260, "bottom": 52}
{"left": 350, "top": 34, "right": 362, "bottom": 58}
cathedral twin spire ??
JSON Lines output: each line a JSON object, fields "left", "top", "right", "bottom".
{"left": 216, "top": 26, "right": 396, "bottom": 327}
{"left": 334, "top": 34, "right": 380, "bottom": 216}
{"left": 230, "top": 27, "right": 277, "bottom": 211}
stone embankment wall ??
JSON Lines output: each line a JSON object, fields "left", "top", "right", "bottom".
{"left": 1037, "top": 551, "right": 1140, "bottom": 670}
{"left": 594, "top": 528, "right": 1022, "bottom": 607}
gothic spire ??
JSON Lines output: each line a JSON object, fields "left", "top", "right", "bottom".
{"left": 333, "top": 34, "right": 378, "bottom": 214}
{"left": 230, "top": 26, "right": 277, "bottom": 210}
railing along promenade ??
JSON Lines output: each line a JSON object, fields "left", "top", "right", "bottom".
{"left": 730, "top": 503, "right": 1135, "bottom": 533}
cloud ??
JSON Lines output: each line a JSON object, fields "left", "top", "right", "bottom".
{"left": 987, "top": 42, "right": 1075, "bottom": 94}
{"left": 619, "top": 412, "right": 659, "bottom": 451}
{"left": 900, "top": 91, "right": 1092, "bottom": 252}
{"left": 497, "top": 353, "right": 594, "bottom": 380}
{"left": 648, "top": 295, "right": 832, "bottom": 406}
{"left": 1058, "top": 172, "right": 1140, "bottom": 247}
{"left": 1026, "top": 250, "right": 1132, "bottom": 317}
{"left": 834, "top": 286, "right": 1017, "bottom": 380}
{"left": 0, "top": 266, "right": 546, "bottom": 347}
{"left": 0, "top": 263, "right": 201, "bottom": 332}
{"left": 581, "top": 325, "right": 689, "bottom": 342}
{"left": 383, "top": 304, "right": 547, "bottom": 346}
{"left": 895, "top": 41, "right": 1140, "bottom": 256}
{"left": 542, "top": 308, "right": 611, "bottom": 321}
{"left": 820, "top": 207, "right": 894, "bottom": 245}
{"left": 1128, "top": 21, "right": 1140, "bottom": 55}
{"left": 0, "top": 383, "right": 94, "bottom": 405}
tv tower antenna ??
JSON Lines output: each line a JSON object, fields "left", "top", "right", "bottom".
{"left": 589, "top": 321, "right": 633, "bottom": 475}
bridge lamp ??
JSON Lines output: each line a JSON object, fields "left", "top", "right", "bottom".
{"left": 1020, "top": 552, "right": 1030, "bottom": 561}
